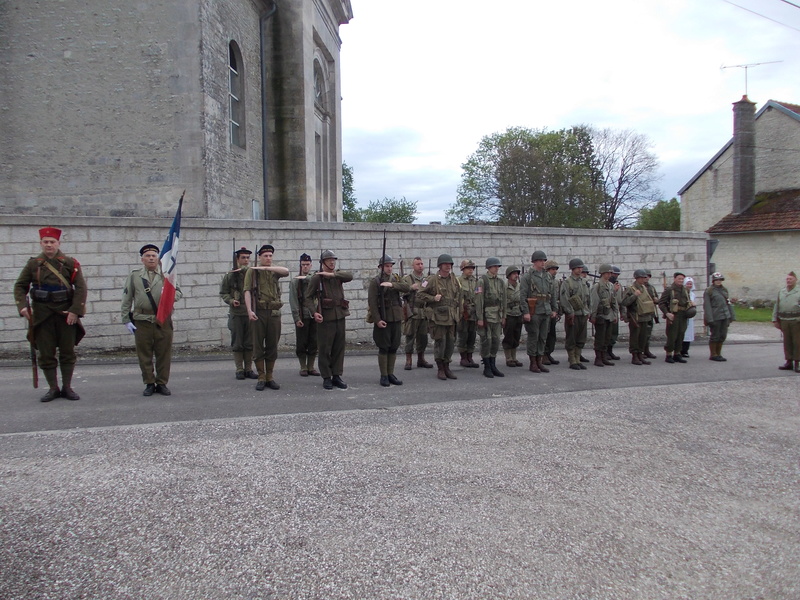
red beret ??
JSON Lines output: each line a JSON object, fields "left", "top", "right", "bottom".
{"left": 39, "top": 227, "right": 62, "bottom": 241}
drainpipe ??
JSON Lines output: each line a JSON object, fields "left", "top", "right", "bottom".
{"left": 260, "top": 1, "right": 278, "bottom": 220}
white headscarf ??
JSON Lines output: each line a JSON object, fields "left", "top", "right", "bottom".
{"left": 685, "top": 277, "right": 695, "bottom": 302}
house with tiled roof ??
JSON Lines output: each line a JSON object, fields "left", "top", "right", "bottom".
{"left": 678, "top": 98, "right": 800, "bottom": 299}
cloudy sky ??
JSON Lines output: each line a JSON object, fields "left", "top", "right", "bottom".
{"left": 339, "top": 0, "right": 800, "bottom": 224}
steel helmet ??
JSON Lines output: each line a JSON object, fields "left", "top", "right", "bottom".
{"left": 633, "top": 269, "right": 648, "bottom": 278}
{"left": 531, "top": 250, "right": 547, "bottom": 262}
{"left": 505, "top": 265, "right": 521, "bottom": 277}
{"left": 485, "top": 257, "right": 502, "bottom": 268}
{"left": 544, "top": 259, "right": 559, "bottom": 270}
{"left": 711, "top": 272, "right": 725, "bottom": 281}
{"left": 459, "top": 259, "right": 476, "bottom": 270}
{"left": 437, "top": 253, "right": 455, "bottom": 266}
{"left": 611, "top": 265, "right": 621, "bottom": 275}
{"left": 320, "top": 249, "right": 337, "bottom": 261}
{"left": 379, "top": 254, "right": 395, "bottom": 266}
{"left": 598, "top": 263, "right": 613, "bottom": 274}
{"left": 568, "top": 258, "right": 585, "bottom": 270}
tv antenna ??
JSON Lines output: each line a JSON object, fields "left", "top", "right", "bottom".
{"left": 721, "top": 61, "right": 782, "bottom": 96}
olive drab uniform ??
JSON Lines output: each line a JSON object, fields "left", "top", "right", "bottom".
{"left": 704, "top": 281, "right": 735, "bottom": 361}
{"left": 589, "top": 278, "right": 617, "bottom": 366}
{"left": 772, "top": 280, "right": 800, "bottom": 370}
{"left": 520, "top": 268, "right": 556, "bottom": 370}
{"left": 418, "top": 270, "right": 462, "bottom": 379}
{"left": 290, "top": 272, "right": 318, "bottom": 375}
{"left": 14, "top": 250, "right": 87, "bottom": 396}
{"left": 220, "top": 266, "right": 255, "bottom": 378}
{"left": 560, "top": 274, "right": 590, "bottom": 368}
{"left": 544, "top": 273, "right": 562, "bottom": 365}
{"left": 402, "top": 270, "right": 432, "bottom": 368}
{"left": 502, "top": 269, "right": 524, "bottom": 367}
{"left": 457, "top": 268, "right": 479, "bottom": 367}
{"left": 620, "top": 280, "right": 657, "bottom": 364}
{"left": 304, "top": 269, "right": 353, "bottom": 381}
{"left": 475, "top": 271, "right": 506, "bottom": 373}
{"left": 608, "top": 279, "right": 625, "bottom": 360}
{"left": 644, "top": 279, "right": 660, "bottom": 358}
{"left": 244, "top": 267, "right": 286, "bottom": 384}
{"left": 368, "top": 271, "right": 410, "bottom": 384}
{"left": 658, "top": 282, "right": 693, "bottom": 361}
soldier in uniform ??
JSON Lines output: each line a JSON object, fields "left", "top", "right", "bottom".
{"left": 543, "top": 259, "right": 561, "bottom": 366}
{"left": 520, "top": 250, "right": 558, "bottom": 373}
{"left": 289, "top": 253, "right": 320, "bottom": 377}
{"left": 502, "top": 265, "right": 524, "bottom": 368}
{"left": 475, "top": 257, "right": 507, "bottom": 378}
{"left": 560, "top": 258, "right": 590, "bottom": 370}
{"left": 772, "top": 270, "right": 800, "bottom": 372}
{"left": 589, "top": 264, "right": 617, "bottom": 367}
{"left": 607, "top": 266, "right": 624, "bottom": 361}
{"left": 417, "top": 254, "right": 462, "bottom": 381}
{"left": 578, "top": 265, "right": 592, "bottom": 364}
{"left": 643, "top": 269, "right": 660, "bottom": 359}
{"left": 620, "top": 269, "right": 657, "bottom": 365}
{"left": 121, "top": 244, "right": 183, "bottom": 396}
{"left": 15, "top": 226, "right": 87, "bottom": 402}
{"left": 704, "top": 272, "right": 735, "bottom": 362}
{"left": 657, "top": 272, "right": 695, "bottom": 364}
{"left": 368, "top": 254, "right": 411, "bottom": 386}
{"left": 219, "top": 247, "right": 258, "bottom": 380}
{"left": 244, "top": 244, "right": 289, "bottom": 390}
{"left": 456, "top": 259, "right": 480, "bottom": 368}
{"left": 402, "top": 257, "right": 433, "bottom": 370}
{"left": 304, "top": 250, "right": 353, "bottom": 390}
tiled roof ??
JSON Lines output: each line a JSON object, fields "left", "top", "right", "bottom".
{"left": 775, "top": 101, "right": 800, "bottom": 115}
{"left": 707, "top": 190, "right": 800, "bottom": 234}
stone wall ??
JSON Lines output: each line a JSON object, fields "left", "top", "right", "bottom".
{"left": 2, "top": 216, "right": 709, "bottom": 354}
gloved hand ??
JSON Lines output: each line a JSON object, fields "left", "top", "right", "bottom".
{"left": 125, "top": 322, "right": 137, "bottom": 334}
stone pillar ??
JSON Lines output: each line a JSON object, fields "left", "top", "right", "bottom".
{"left": 732, "top": 95, "right": 756, "bottom": 215}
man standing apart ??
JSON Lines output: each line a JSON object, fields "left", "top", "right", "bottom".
{"left": 401, "top": 257, "right": 433, "bottom": 370}
{"left": 289, "top": 253, "right": 320, "bottom": 377}
{"left": 502, "top": 265, "right": 524, "bottom": 368}
{"left": 418, "top": 254, "right": 462, "bottom": 381}
{"left": 560, "top": 258, "right": 590, "bottom": 370}
{"left": 304, "top": 250, "right": 353, "bottom": 390}
{"left": 589, "top": 264, "right": 617, "bottom": 367}
{"left": 621, "top": 269, "right": 657, "bottom": 365}
{"left": 520, "top": 250, "right": 557, "bottom": 373}
{"left": 121, "top": 244, "right": 182, "bottom": 396}
{"left": 475, "top": 257, "right": 507, "bottom": 378}
{"left": 772, "top": 270, "right": 800, "bottom": 372}
{"left": 15, "top": 227, "right": 87, "bottom": 402}
{"left": 456, "top": 260, "right": 480, "bottom": 368}
{"left": 704, "top": 272, "right": 735, "bottom": 362}
{"left": 244, "top": 244, "right": 289, "bottom": 391}
{"left": 368, "top": 254, "right": 411, "bottom": 386}
{"left": 220, "top": 247, "right": 258, "bottom": 380}
{"left": 658, "top": 272, "right": 694, "bottom": 364}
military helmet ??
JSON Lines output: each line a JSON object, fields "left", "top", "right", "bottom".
{"left": 544, "top": 259, "right": 559, "bottom": 270}
{"left": 320, "top": 249, "right": 337, "bottom": 261}
{"left": 505, "top": 265, "right": 521, "bottom": 277}
{"left": 437, "top": 253, "right": 455, "bottom": 266}
{"left": 485, "top": 257, "right": 502, "bottom": 269}
{"left": 581, "top": 265, "right": 590, "bottom": 273}
{"left": 611, "top": 265, "right": 621, "bottom": 275}
{"left": 379, "top": 254, "right": 395, "bottom": 266}
{"left": 531, "top": 250, "right": 547, "bottom": 262}
{"left": 598, "top": 263, "right": 613, "bottom": 274}
{"left": 633, "top": 268, "right": 648, "bottom": 279}
{"left": 459, "top": 259, "right": 476, "bottom": 270}
{"left": 568, "top": 258, "right": 585, "bottom": 270}
{"left": 711, "top": 272, "right": 725, "bottom": 281}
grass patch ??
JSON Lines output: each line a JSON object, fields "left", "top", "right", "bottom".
{"left": 734, "top": 307, "right": 773, "bottom": 323}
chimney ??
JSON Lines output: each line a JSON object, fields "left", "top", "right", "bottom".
{"left": 732, "top": 95, "right": 756, "bottom": 215}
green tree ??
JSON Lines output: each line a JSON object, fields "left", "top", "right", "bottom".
{"left": 342, "top": 162, "right": 362, "bottom": 222}
{"left": 634, "top": 197, "right": 680, "bottom": 231}
{"left": 361, "top": 197, "right": 418, "bottom": 223}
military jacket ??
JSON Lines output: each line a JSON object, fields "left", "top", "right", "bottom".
{"left": 658, "top": 283, "right": 692, "bottom": 317}
{"left": 621, "top": 282, "right": 657, "bottom": 322}
{"left": 418, "top": 272, "right": 462, "bottom": 326}
{"left": 704, "top": 285, "right": 735, "bottom": 323}
{"left": 220, "top": 268, "right": 248, "bottom": 317}
{"left": 505, "top": 280, "right": 522, "bottom": 317}
{"left": 244, "top": 268, "right": 287, "bottom": 316}
{"left": 772, "top": 285, "right": 800, "bottom": 322}
{"left": 121, "top": 266, "right": 183, "bottom": 324}
{"left": 458, "top": 274, "right": 478, "bottom": 321}
{"left": 475, "top": 273, "right": 507, "bottom": 323}
{"left": 612, "top": 281, "right": 626, "bottom": 321}
{"left": 304, "top": 270, "right": 353, "bottom": 321}
{"left": 401, "top": 272, "right": 427, "bottom": 320}
{"left": 15, "top": 251, "right": 88, "bottom": 327}
{"left": 560, "top": 274, "right": 590, "bottom": 317}
{"left": 368, "top": 273, "right": 411, "bottom": 323}
{"left": 520, "top": 269, "right": 557, "bottom": 316}
{"left": 590, "top": 280, "right": 617, "bottom": 322}
{"left": 289, "top": 275, "right": 314, "bottom": 322}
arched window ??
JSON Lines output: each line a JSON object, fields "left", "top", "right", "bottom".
{"left": 229, "top": 41, "right": 245, "bottom": 148}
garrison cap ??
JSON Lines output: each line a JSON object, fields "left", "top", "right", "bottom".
{"left": 139, "top": 244, "right": 160, "bottom": 256}
{"left": 258, "top": 244, "right": 275, "bottom": 255}
{"left": 39, "top": 226, "right": 62, "bottom": 240}
{"left": 234, "top": 247, "right": 252, "bottom": 257}
{"left": 300, "top": 253, "right": 312, "bottom": 262}
{"left": 673, "top": 271, "right": 685, "bottom": 278}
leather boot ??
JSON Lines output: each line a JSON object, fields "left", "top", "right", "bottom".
{"left": 40, "top": 387, "right": 61, "bottom": 402}
{"left": 466, "top": 353, "right": 479, "bottom": 368}
{"left": 443, "top": 361, "right": 458, "bottom": 379}
{"left": 715, "top": 342, "right": 727, "bottom": 362}
{"left": 405, "top": 353, "right": 413, "bottom": 371}
{"left": 673, "top": 353, "right": 687, "bottom": 363}
{"left": 513, "top": 349, "right": 524, "bottom": 367}
{"left": 542, "top": 354, "right": 551, "bottom": 366}
{"left": 417, "top": 352, "right": 433, "bottom": 369}
{"left": 460, "top": 352, "right": 471, "bottom": 367}
{"left": 307, "top": 355, "right": 320, "bottom": 376}
{"left": 546, "top": 353, "right": 560, "bottom": 365}
{"left": 594, "top": 350, "right": 605, "bottom": 367}
{"left": 607, "top": 346, "right": 621, "bottom": 360}
{"left": 537, "top": 356, "right": 550, "bottom": 373}
{"left": 601, "top": 350, "right": 614, "bottom": 366}
{"left": 60, "top": 367, "right": 80, "bottom": 400}
{"left": 631, "top": 352, "right": 642, "bottom": 365}
{"left": 580, "top": 354, "right": 590, "bottom": 363}
{"left": 436, "top": 359, "right": 447, "bottom": 380}
{"left": 639, "top": 351, "right": 651, "bottom": 365}
{"left": 387, "top": 353, "right": 403, "bottom": 385}
{"left": 529, "top": 355, "right": 541, "bottom": 373}
{"left": 643, "top": 346, "right": 657, "bottom": 359}
{"left": 490, "top": 357, "right": 504, "bottom": 377}
{"left": 483, "top": 357, "right": 494, "bottom": 378}
{"left": 234, "top": 351, "right": 245, "bottom": 378}
{"left": 255, "top": 359, "right": 266, "bottom": 383}
{"left": 779, "top": 360, "right": 793, "bottom": 370}
{"left": 378, "top": 353, "right": 389, "bottom": 386}
{"left": 504, "top": 349, "right": 515, "bottom": 368}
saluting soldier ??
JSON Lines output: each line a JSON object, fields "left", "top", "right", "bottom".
{"left": 520, "top": 250, "right": 558, "bottom": 373}
{"left": 121, "top": 244, "right": 182, "bottom": 396}
{"left": 502, "top": 265, "right": 524, "bottom": 368}
{"left": 220, "top": 247, "right": 258, "bottom": 380}
{"left": 657, "top": 271, "right": 695, "bottom": 364}
{"left": 772, "top": 270, "right": 800, "bottom": 372}
{"left": 456, "top": 259, "right": 480, "bottom": 368}
{"left": 418, "top": 253, "right": 462, "bottom": 381}
{"left": 704, "top": 272, "right": 735, "bottom": 362}
{"left": 560, "top": 258, "right": 590, "bottom": 370}
{"left": 589, "top": 264, "right": 618, "bottom": 367}
{"left": 15, "top": 227, "right": 87, "bottom": 402}
{"left": 368, "top": 254, "right": 411, "bottom": 386}
{"left": 304, "top": 250, "right": 353, "bottom": 390}
{"left": 401, "top": 256, "right": 433, "bottom": 370}
{"left": 543, "top": 259, "right": 561, "bottom": 366}
{"left": 607, "top": 266, "right": 624, "bottom": 361}
{"left": 620, "top": 269, "right": 657, "bottom": 365}
{"left": 289, "top": 253, "right": 320, "bottom": 377}
{"left": 244, "top": 244, "right": 289, "bottom": 390}
{"left": 475, "top": 257, "right": 507, "bottom": 378}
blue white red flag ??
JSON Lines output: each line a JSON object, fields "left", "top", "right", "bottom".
{"left": 156, "top": 191, "right": 184, "bottom": 324}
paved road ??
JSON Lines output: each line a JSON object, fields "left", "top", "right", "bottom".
{"left": 1, "top": 341, "right": 798, "bottom": 599}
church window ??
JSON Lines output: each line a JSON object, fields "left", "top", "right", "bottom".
{"left": 229, "top": 41, "right": 245, "bottom": 148}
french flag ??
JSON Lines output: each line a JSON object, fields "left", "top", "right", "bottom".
{"left": 156, "top": 191, "right": 184, "bottom": 325}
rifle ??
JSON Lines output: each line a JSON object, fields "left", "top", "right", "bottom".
{"left": 378, "top": 229, "right": 387, "bottom": 323}
{"left": 399, "top": 253, "right": 408, "bottom": 321}
{"left": 25, "top": 299, "right": 38, "bottom": 389}
{"left": 427, "top": 258, "right": 431, "bottom": 276}
{"left": 662, "top": 271, "right": 668, "bottom": 292}
{"left": 232, "top": 238, "right": 237, "bottom": 270}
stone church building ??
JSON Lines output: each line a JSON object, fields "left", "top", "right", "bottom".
{"left": 0, "top": 0, "right": 353, "bottom": 221}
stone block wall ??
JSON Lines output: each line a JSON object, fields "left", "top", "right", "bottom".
{"left": 1, "top": 216, "right": 709, "bottom": 354}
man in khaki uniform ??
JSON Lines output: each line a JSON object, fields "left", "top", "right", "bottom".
{"left": 15, "top": 226, "right": 87, "bottom": 402}
{"left": 289, "top": 253, "right": 320, "bottom": 377}
{"left": 620, "top": 269, "right": 657, "bottom": 365}
{"left": 401, "top": 257, "right": 433, "bottom": 370}
{"left": 368, "top": 254, "right": 411, "bottom": 386}
{"left": 502, "top": 265, "right": 524, "bottom": 368}
{"left": 560, "top": 258, "right": 590, "bottom": 370}
{"left": 456, "top": 259, "right": 480, "bottom": 368}
{"left": 520, "top": 250, "right": 558, "bottom": 373}
{"left": 475, "top": 257, "right": 507, "bottom": 378}
{"left": 643, "top": 269, "right": 660, "bottom": 359}
{"left": 220, "top": 247, "right": 258, "bottom": 380}
{"left": 543, "top": 260, "right": 561, "bottom": 365}
{"left": 772, "top": 270, "right": 800, "bottom": 372}
{"left": 658, "top": 272, "right": 694, "bottom": 364}
{"left": 244, "top": 244, "right": 289, "bottom": 390}
{"left": 589, "top": 264, "right": 617, "bottom": 367}
{"left": 418, "top": 254, "right": 462, "bottom": 381}
{"left": 121, "top": 244, "right": 183, "bottom": 396}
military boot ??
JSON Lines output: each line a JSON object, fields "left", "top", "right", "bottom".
{"left": 673, "top": 353, "right": 687, "bottom": 364}
{"left": 443, "top": 361, "right": 458, "bottom": 380}
{"left": 243, "top": 351, "right": 258, "bottom": 379}
{"left": 643, "top": 346, "right": 657, "bottom": 359}
{"left": 607, "top": 346, "right": 621, "bottom": 360}
{"left": 512, "top": 349, "right": 524, "bottom": 367}
{"left": 594, "top": 350, "right": 605, "bottom": 367}
{"left": 307, "top": 355, "right": 320, "bottom": 376}
{"left": 466, "top": 353, "right": 479, "bottom": 368}
{"left": 639, "top": 352, "right": 652, "bottom": 365}
{"left": 529, "top": 355, "right": 541, "bottom": 373}
{"left": 460, "top": 352, "right": 471, "bottom": 367}
{"left": 545, "top": 353, "right": 560, "bottom": 365}
{"left": 405, "top": 353, "right": 414, "bottom": 370}
{"left": 779, "top": 360, "right": 793, "bottom": 370}
{"left": 436, "top": 359, "right": 447, "bottom": 380}
{"left": 40, "top": 369, "right": 60, "bottom": 402}
{"left": 631, "top": 352, "right": 642, "bottom": 366}
{"left": 297, "top": 352, "right": 308, "bottom": 376}
{"left": 379, "top": 353, "right": 390, "bottom": 387}
{"left": 60, "top": 367, "right": 80, "bottom": 400}
{"left": 417, "top": 352, "right": 433, "bottom": 369}
{"left": 489, "top": 357, "right": 504, "bottom": 377}
{"left": 234, "top": 351, "right": 246, "bottom": 379}
{"left": 569, "top": 348, "right": 582, "bottom": 370}
{"left": 387, "top": 354, "right": 403, "bottom": 385}
{"left": 795, "top": 361, "right": 799, "bottom": 373}
{"left": 482, "top": 357, "right": 494, "bottom": 378}
{"left": 504, "top": 349, "right": 515, "bottom": 368}
{"left": 255, "top": 359, "right": 267, "bottom": 390}
{"left": 537, "top": 356, "right": 550, "bottom": 373}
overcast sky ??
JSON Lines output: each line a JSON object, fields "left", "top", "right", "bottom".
{"left": 339, "top": 0, "right": 800, "bottom": 224}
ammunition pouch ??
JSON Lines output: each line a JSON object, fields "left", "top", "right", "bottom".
{"left": 31, "top": 288, "right": 71, "bottom": 303}
{"left": 568, "top": 294, "right": 585, "bottom": 311}
{"left": 31, "top": 288, "right": 51, "bottom": 302}
{"left": 526, "top": 297, "right": 538, "bottom": 314}
{"left": 321, "top": 298, "right": 349, "bottom": 310}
